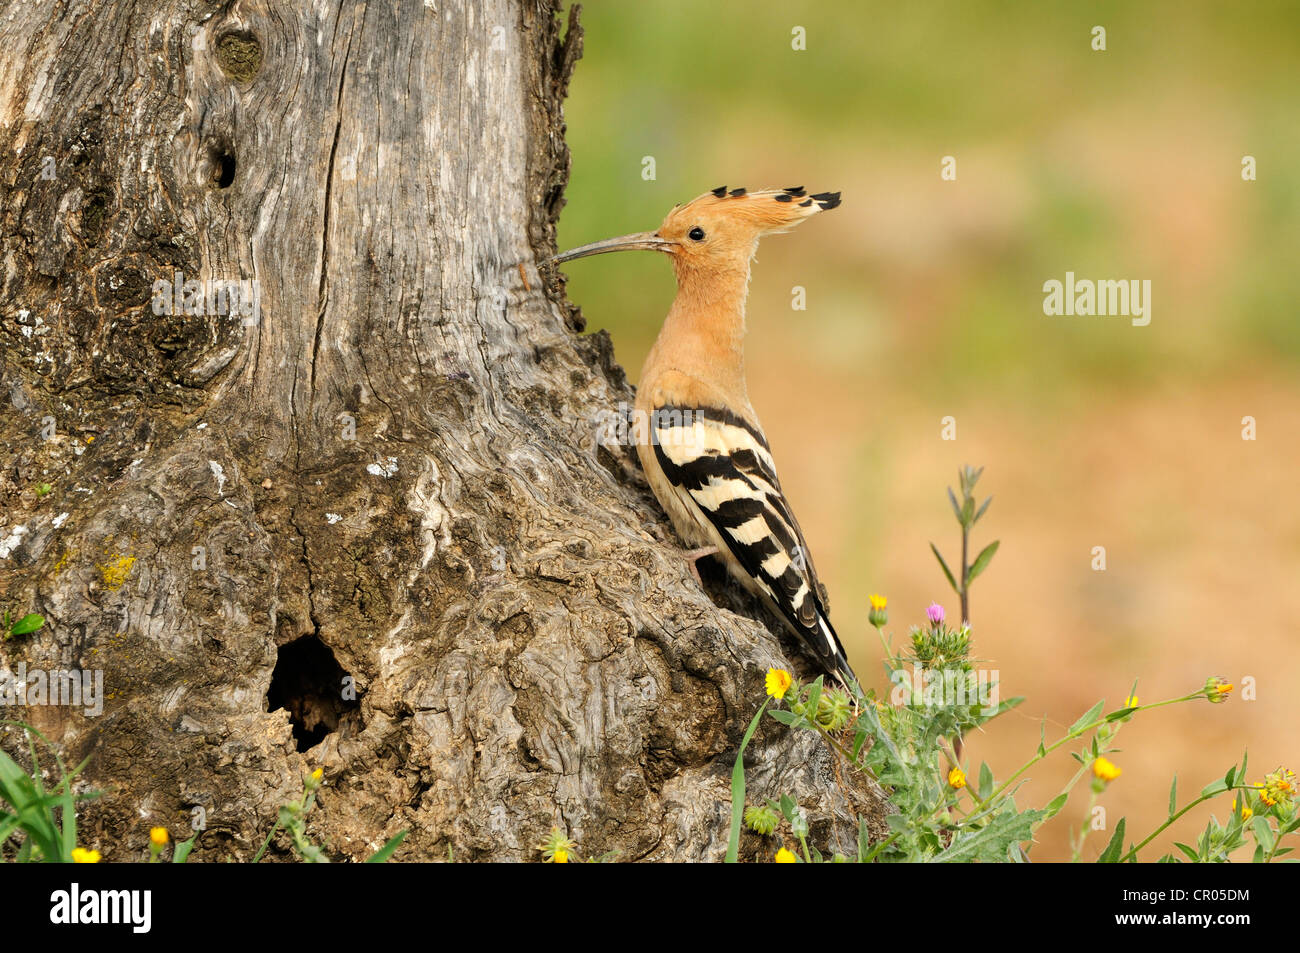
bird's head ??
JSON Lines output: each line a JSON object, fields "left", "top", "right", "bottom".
{"left": 551, "top": 186, "right": 840, "bottom": 279}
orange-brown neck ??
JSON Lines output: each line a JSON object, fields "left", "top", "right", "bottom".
{"left": 639, "top": 260, "right": 753, "bottom": 402}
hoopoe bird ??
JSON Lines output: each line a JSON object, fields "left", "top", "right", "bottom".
{"left": 552, "top": 186, "right": 856, "bottom": 686}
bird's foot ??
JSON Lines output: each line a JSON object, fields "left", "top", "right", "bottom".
{"left": 682, "top": 545, "right": 720, "bottom": 586}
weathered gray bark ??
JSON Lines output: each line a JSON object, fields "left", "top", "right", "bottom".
{"left": 0, "top": 0, "right": 887, "bottom": 860}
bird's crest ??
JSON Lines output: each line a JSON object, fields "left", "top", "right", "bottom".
{"left": 668, "top": 185, "right": 841, "bottom": 236}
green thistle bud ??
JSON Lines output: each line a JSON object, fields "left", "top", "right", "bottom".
{"left": 743, "top": 804, "right": 779, "bottom": 836}
{"left": 815, "top": 688, "right": 852, "bottom": 732}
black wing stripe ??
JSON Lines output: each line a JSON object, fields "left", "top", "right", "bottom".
{"left": 653, "top": 404, "right": 772, "bottom": 453}
{"left": 650, "top": 406, "right": 854, "bottom": 679}
{"left": 711, "top": 496, "right": 766, "bottom": 528}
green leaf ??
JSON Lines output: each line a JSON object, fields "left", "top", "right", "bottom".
{"left": 1224, "top": 765, "right": 1236, "bottom": 789}
{"left": 977, "top": 762, "right": 993, "bottom": 801}
{"left": 0, "top": 737, "right": 60, "bottom": 861}
{"left": 1168, "top": 775, "right": 1178, "bottom": 818}
{"left": 1097, "top": 818, "right": 1127, "bottom": 863}
{"left": 973, "top": 496, "right": 992, "bottom": 524}
{"left": 790, "top": 806, "right": 808, "bottom": 840}
{"left": 9, "top": 614, "right": 44, "bottom": 636}
{"left": 1199, "top": 778, "right": 1229, "bottom": 798}
{"left": 966, "top": 541, "right": 1000, "bottom": 583}
{"left": 364, "top": 829, "right": 409, "bottom": 863}
{"left": 58, "top": 776, "right": 76, "bottom": 862}
{"left": 1251, "top": 816, "right": 1275, "bottom": 852}
{"left": 1069, "top": 700, "right": 1106, "bottom": 735}
{"left": 1175, "top": 842, "right": 1200, "bottom": 862}
{"left": 804, "top": 676, "right": 824, "bottom": 722}
{"left": 885, "top": 813, "right": 911, "bottom": 834}
{"left": 1105, "top": 707, "right": 1137, "bottom": 722}
{"left": 992, "top": 695, "right": 1025, "bottom": 714}
{"left": 779, "top": 794, "right": 798, "bottom": 824}
{"left": 857, "top": 816, "right": 871, "bottom": 863}
{"left": 766, "top": 709, "right": 796, "bottom": 726}
{"left": 930, "top": 543, "right": 959, "bottom": 594}
{"left": 173, "top": 832, "right": 198, "bottom": 863}
{"left": 947, "top": 487, "right": 963, "bottom": 524}
{"left": 1043, "top": 793, "right": 1070, "bottom": 820}
{"left": 933, "top": 808, "right": 1045, "bottom": 863}
{"left": 1037, "top": 720, "right": 1047, "bottom": 758}
{"left": 851, "top": 730, "right": 868, "bottom": 760}
{"left": 725, "top": 699, "right": 769, "bottom": 863}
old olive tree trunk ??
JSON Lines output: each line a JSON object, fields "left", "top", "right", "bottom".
{"left": 0, "top": 0, "right": 886, "bottom": 860}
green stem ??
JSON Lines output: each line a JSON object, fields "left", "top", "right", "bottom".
{"left": 860, "top": 828, "right": 902, "bottom": 863}
{"left": 959, "top": 516, "right": 969, "bottom": 624}
{"left": 725, "top": 698, "right": 770, "bottom": 864}
{"left": 1120, "top": 785, "right": 1251, "bottom": 862}
{"left": 874, "top": 624, "right": 898, "bottom": 669}
{"left": 251, "top": 819, "right": 281, "bottom": 863}
{"left": 1070, "top": 784, "right": 1099, "bottom": 862}
{"left": 1262, "top": 813, "right": 1290, "bottom": 864}
{"left": 970, "top": 693, "right": 1200, "bottom": 815}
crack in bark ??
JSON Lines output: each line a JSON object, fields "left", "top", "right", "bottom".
{"left": 311, "top": 15, "right": 355, "bottom": 397}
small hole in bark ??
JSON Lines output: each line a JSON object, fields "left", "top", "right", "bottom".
{"left": 266, "top": 635, "right": 360, "bottom": 752}
{"left": 206, "top": 146, "right": 236, "bottom": 188}
{"left": 215, "top": 30, "right": 263, "bottom": 82}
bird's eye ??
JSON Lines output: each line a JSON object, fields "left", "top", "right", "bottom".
{"left": 688, "top": 226, "right": 706, "bottom": 242}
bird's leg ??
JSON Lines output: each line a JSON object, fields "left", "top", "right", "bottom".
{"left": 682, "top": 546, "right": 720, "bottom": 586}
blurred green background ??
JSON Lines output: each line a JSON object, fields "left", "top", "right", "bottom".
{"left": 556, "top": 1, "right": 1299, "bottom": 861}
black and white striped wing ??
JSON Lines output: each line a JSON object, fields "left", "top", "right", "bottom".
{"left": 650, "top": 405, "right": 855, "bottom": 682}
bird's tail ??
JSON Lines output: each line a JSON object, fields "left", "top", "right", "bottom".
{"left": 816, "top": 613, "right": 859, "bottom": 690}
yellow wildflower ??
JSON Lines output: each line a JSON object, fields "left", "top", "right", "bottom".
{"left": 1124, "top": 694, "right": 1139, "bottom": 708}
{"left": 1092, "top": 757, "right": 1122, "bottom": 782}
{"left": 71, "top": 847, "right": 101, "bottom": 863}
{"left": 150, "top": 827, "right": 169, "bottom": 846}
{"left": 1232, "top": 797, "right": 1253, "bottom": 821}
{"left": 765, "top": 668, "right": 793, "bottom": 700}
{"left": 1259, "top": 768, "right": 1296, "bottom": 809}
{"left": 1204, "top": 676, "right": 1233, "bottom": 703}
{"left": 948, "top": 767, "right": 966, "bottom": 790}
{"left": 311, "top": 768, "right": 324, "bottom": 781}
{"left": 868, "top": 594, "right": 888, "bottom": 628}
{"left": 774, "top": 847, "right": 797, "bottom": 863}
{"left": 538, "top": 826, "right": 577, "bottom": 863}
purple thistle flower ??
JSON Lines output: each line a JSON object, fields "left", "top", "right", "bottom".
{"left": 926, "top": 603, "right": 945, "bottom": 626}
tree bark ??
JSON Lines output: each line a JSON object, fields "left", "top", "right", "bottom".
{"left": 0, "top": 0, "right": 887, "bottom": 861}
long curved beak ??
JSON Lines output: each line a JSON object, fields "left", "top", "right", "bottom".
{"left": 549, "top": 231, "right": 676, "bottom": 264}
